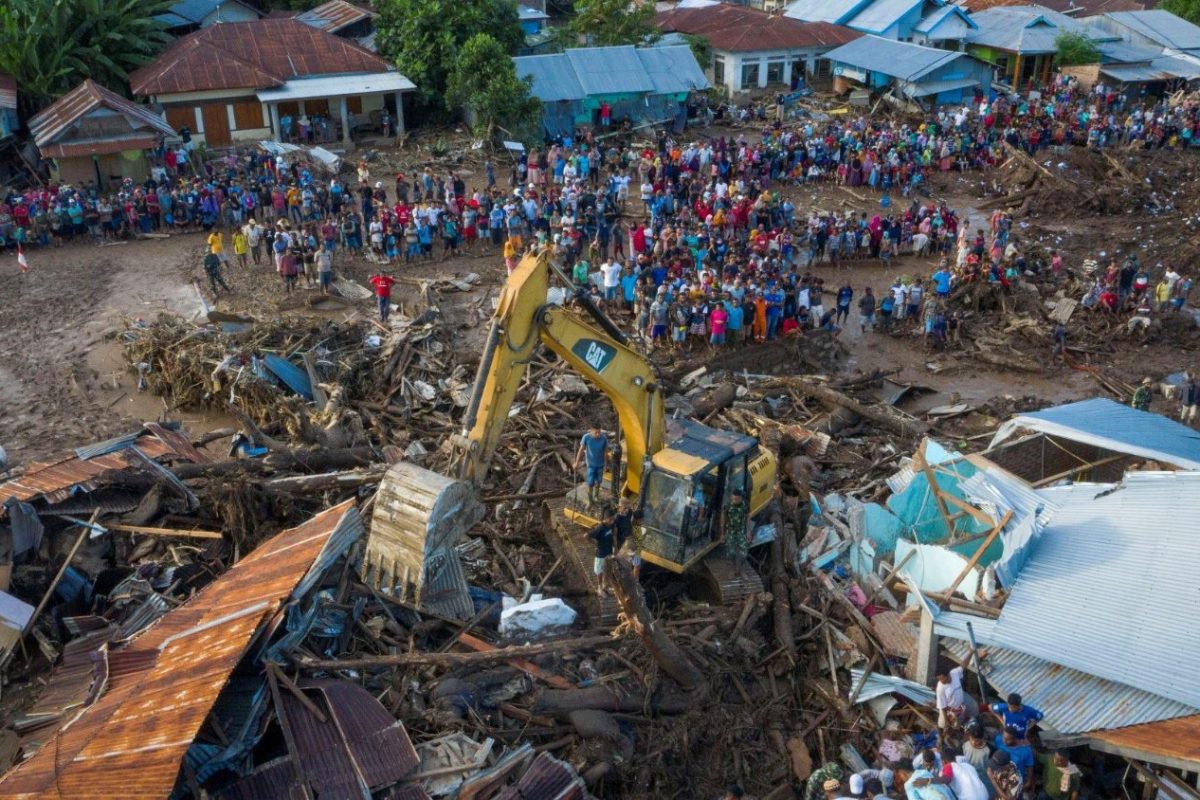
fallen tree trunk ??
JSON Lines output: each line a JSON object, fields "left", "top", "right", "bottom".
{"left": 759, "top": 377, "right": 928, "bottom": 437}
{"left": 972, "top": 348, "right": 1042, "bottom": 373}
{"left": 691, "top": 383, "right": 739, "bottom": 418}
{"left": 264, "top": 466, "right": 387, "bottom": 493}
{"left": 171, "top": 447, "right": 376, "bottom": 479}
{"left": 535, "top": 558, "right": 707, "bottom": 716}
{"left": 607, "top": 557, "right": 705, "bottom": 691}
{"left": 296, "top": 634, "right": 619, "bottom": 670}
{"left": 535, "top": 685, "right": 697, "bottom": 716}
{"left": 769, "top": 504, "right": 796, "bottom": 665}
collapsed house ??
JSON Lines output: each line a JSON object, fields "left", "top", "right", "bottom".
{"left": 811, "top": 398, "right": 1200, "bottom": 785}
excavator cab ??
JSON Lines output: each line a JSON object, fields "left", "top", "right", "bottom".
{"left": 635, "top": 419, "right": 771, "bottom": 573}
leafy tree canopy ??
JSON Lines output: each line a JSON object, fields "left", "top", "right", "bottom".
{"left": 375, "top": 0, "right": 524, "bottom": 113}
{"left": 446, "top": 33, "right": 542, "bottom": 141}
{"left": 0, "top": 0, "right": 173, "bottom": 111}
{"left": 1159, "top": 0, "right": 1200, "bottom": 24}
{"left": 1053, "top": 31, "right": 1100, "bottom": 66}
{"left": 567, "top": 0, "right": 659, "bottom": 46}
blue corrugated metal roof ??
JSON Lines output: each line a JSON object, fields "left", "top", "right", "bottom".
{"left": 967, "top": 5, "right": 1113, "bottom": 54}
{"left": 1096, "top": 39, "right": 1165, "bottom": 64}
{"left": 914, "top": 4, "right": 977, "bottom": 34}
{"left": 784, "top": 0, "right": 870, "bottom": 24}
{"left": 823, "top": 35, "right": 965, "bottom": 80}
{"left": 1102, "top": 55, "right": 1200, "bottom": 81}
{"left": 515, "top": 45, "right": 708, "bottom": 102}
{"left": 848, "top": 0, "right": 925, "bottom": 35}
{"left": 987, "top": 472, "right": 1200, "bottom": 709}
{"left": 1103, "top": 10, "right": 1200, "bottom": 50}
{"left": 942, "top": 639, "right": 1199, "bottom": 735}
{"left": 989, "top": 397, "right": 1200, "bottom": 470}
{"left": 154, "top": 10, "right": 194, "bottom": 27}
{"left": 165, "top": 0, "right": 221, "bottom": 23}
{"left": 566, "top": 46, "right": 655, "bottom": 95}
{"left": 514, "top": 54, "right": 586, "bottom": 101}
{"left": 635, "top": 45, "right": 710, "bottom": 94}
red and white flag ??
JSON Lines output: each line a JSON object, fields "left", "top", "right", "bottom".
{"left": 16, "top": 245, "right": 29, "bottom": 273}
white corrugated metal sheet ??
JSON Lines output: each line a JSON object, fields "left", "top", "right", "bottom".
{"left": 989, "top": 397, "right": 1200, "bottom": 471}
{"left": 257, "top": 72, "right": 413, "bottom": 103}
{"left": 988, "top": 472, "right": 1200, "bottom": 709}
{"left": 959, "top": 460, "right": 1059, "bottom": 588}
{"left": 849, "top": 668, "right": 936, "bottom": 705}
{"left": 942, "top": 640, "right": 1199, "bottom": 734}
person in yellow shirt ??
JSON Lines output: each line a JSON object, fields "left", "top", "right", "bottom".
{"left": 232, "top": 228, "right": 248, "bottom": 269}
{"left": 207, "top": 230, "right": 226, "bottom": 264}
{"left": 286, "top": 185, "right": 302, "bottom": 225}
{"left": 1155, "top": 279, "right": 1171, "bottom": 312}
{"left": 503, "top": 237, "right": 518, "bottom": 275}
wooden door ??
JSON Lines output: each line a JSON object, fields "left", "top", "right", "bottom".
{"left": 165, "top": 106, "right": 194, "bottom": 136}
{"left": 201, "top": 102, "right": 231, "bottom": 147}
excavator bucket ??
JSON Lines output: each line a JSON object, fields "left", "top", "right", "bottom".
{"left": 360, "top": 462, "right": 485, "bottom": 618}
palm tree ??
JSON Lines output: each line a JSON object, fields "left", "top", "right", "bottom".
{"left": 0, "top": 0, "right": 174, "bottom": 113}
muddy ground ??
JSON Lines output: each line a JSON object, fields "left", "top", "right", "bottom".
{"left": 0, "top": 150, "right": 1191, "bottom": 466}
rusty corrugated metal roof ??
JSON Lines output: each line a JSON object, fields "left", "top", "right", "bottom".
{"left": 1089, "top": 715, "right": 1200, "bottom": 768}
{"left": 493, "top": 752, "right": 587, "bottom": 800}
{"left": 280, "top": 679, "right": 419, "bottom": 796}
{"left": 296, "top": 0, "right": 376, "bottom": 32}
{"left": 0, "top": 426, "right": 207, "bottom": 508}
{"left": 28, "top": 79, "right": 175, "bottom": 150}
{"left": 0, "top": 500, "right": 358, "bottom": 800}
{"left": 130, "top": 18, "right": 391, "bottom": 96}
{"left": 656, "top": 5, "right": 859, "bottom": 51}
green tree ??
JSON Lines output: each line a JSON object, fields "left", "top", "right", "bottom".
{"left": 446, "top": 33, "right": 542, "bottom": 140}
{"left": 567, "top": 0, "right": 659, "bottom": 46}
{"left": 1159, "top": 0, "right": 1200, "bottom": 24}
{"left": 0, "top": 0, "right": 172, "bottom": 111}
{"left": 681, "top": 33, "right": 711, "bottom": 69}
{"left": 1053, "top": 31, "right": 1100, "bottom": 66}
{"left": 375, "top": 0, "right": 524, "bottom": 113}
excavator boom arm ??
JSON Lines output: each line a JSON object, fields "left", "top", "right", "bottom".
{"left": 455, "top": 252, "right": 664, "bottom": 493}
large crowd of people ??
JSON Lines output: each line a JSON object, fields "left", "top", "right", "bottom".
{"left": 1, "top": 74, "right": 1195, "bottom": 384}
{"left": 770, "top": 674, "right": 1079, "bottom": 800}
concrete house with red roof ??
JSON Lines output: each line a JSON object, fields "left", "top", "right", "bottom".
{"left": 129, "top": 18, "right": 414, "bottom": 148}
{"left": 655, "top": 4, "right": 861, "bottom": 94}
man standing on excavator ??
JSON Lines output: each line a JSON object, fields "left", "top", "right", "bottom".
{"left": 574, "top": 425, "right": 609, "bottom": 508}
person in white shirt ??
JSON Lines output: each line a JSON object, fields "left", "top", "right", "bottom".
{"left": 935, "top": 666, "right": 965, "bottom": 731}
{"left": 600, "top": 260, "right": 622, "bottom": 303}
{"left": 892, "top": 283, "right": 909, "bottom": 320}
{"left": 938, "top": 749, "right": 989, "bottom": 800}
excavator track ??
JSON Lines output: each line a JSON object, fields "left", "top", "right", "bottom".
{"left": 693, "top": 554, "right": 765, "bottom": 606}
{"left": 544, "top": 498, "right": 621, "bottom": 626}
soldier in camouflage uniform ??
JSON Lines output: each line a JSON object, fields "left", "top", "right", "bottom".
{"left": 723, "top": 488, "right": 750, "bottom": 575}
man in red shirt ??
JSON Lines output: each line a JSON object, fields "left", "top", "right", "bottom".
{"left": 370, "top": 270, "right": 395, "bottom": 323}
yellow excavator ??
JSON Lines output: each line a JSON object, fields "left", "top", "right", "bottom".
{"left": 367, "top": 250, "right": 777, "bottom": 616}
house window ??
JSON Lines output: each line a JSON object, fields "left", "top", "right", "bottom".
{"left": 714, "top": 57, "right": 726, "bottom": 84}
{"left": 741, "top": 61, "right": 760, "bottom": 89}
{"left": 766, "top": 60, "right": 785, "bottom": 84}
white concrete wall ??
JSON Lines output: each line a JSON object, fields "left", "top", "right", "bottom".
{"left": 713, "top": 47, "right": 826, "bottom": 94}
